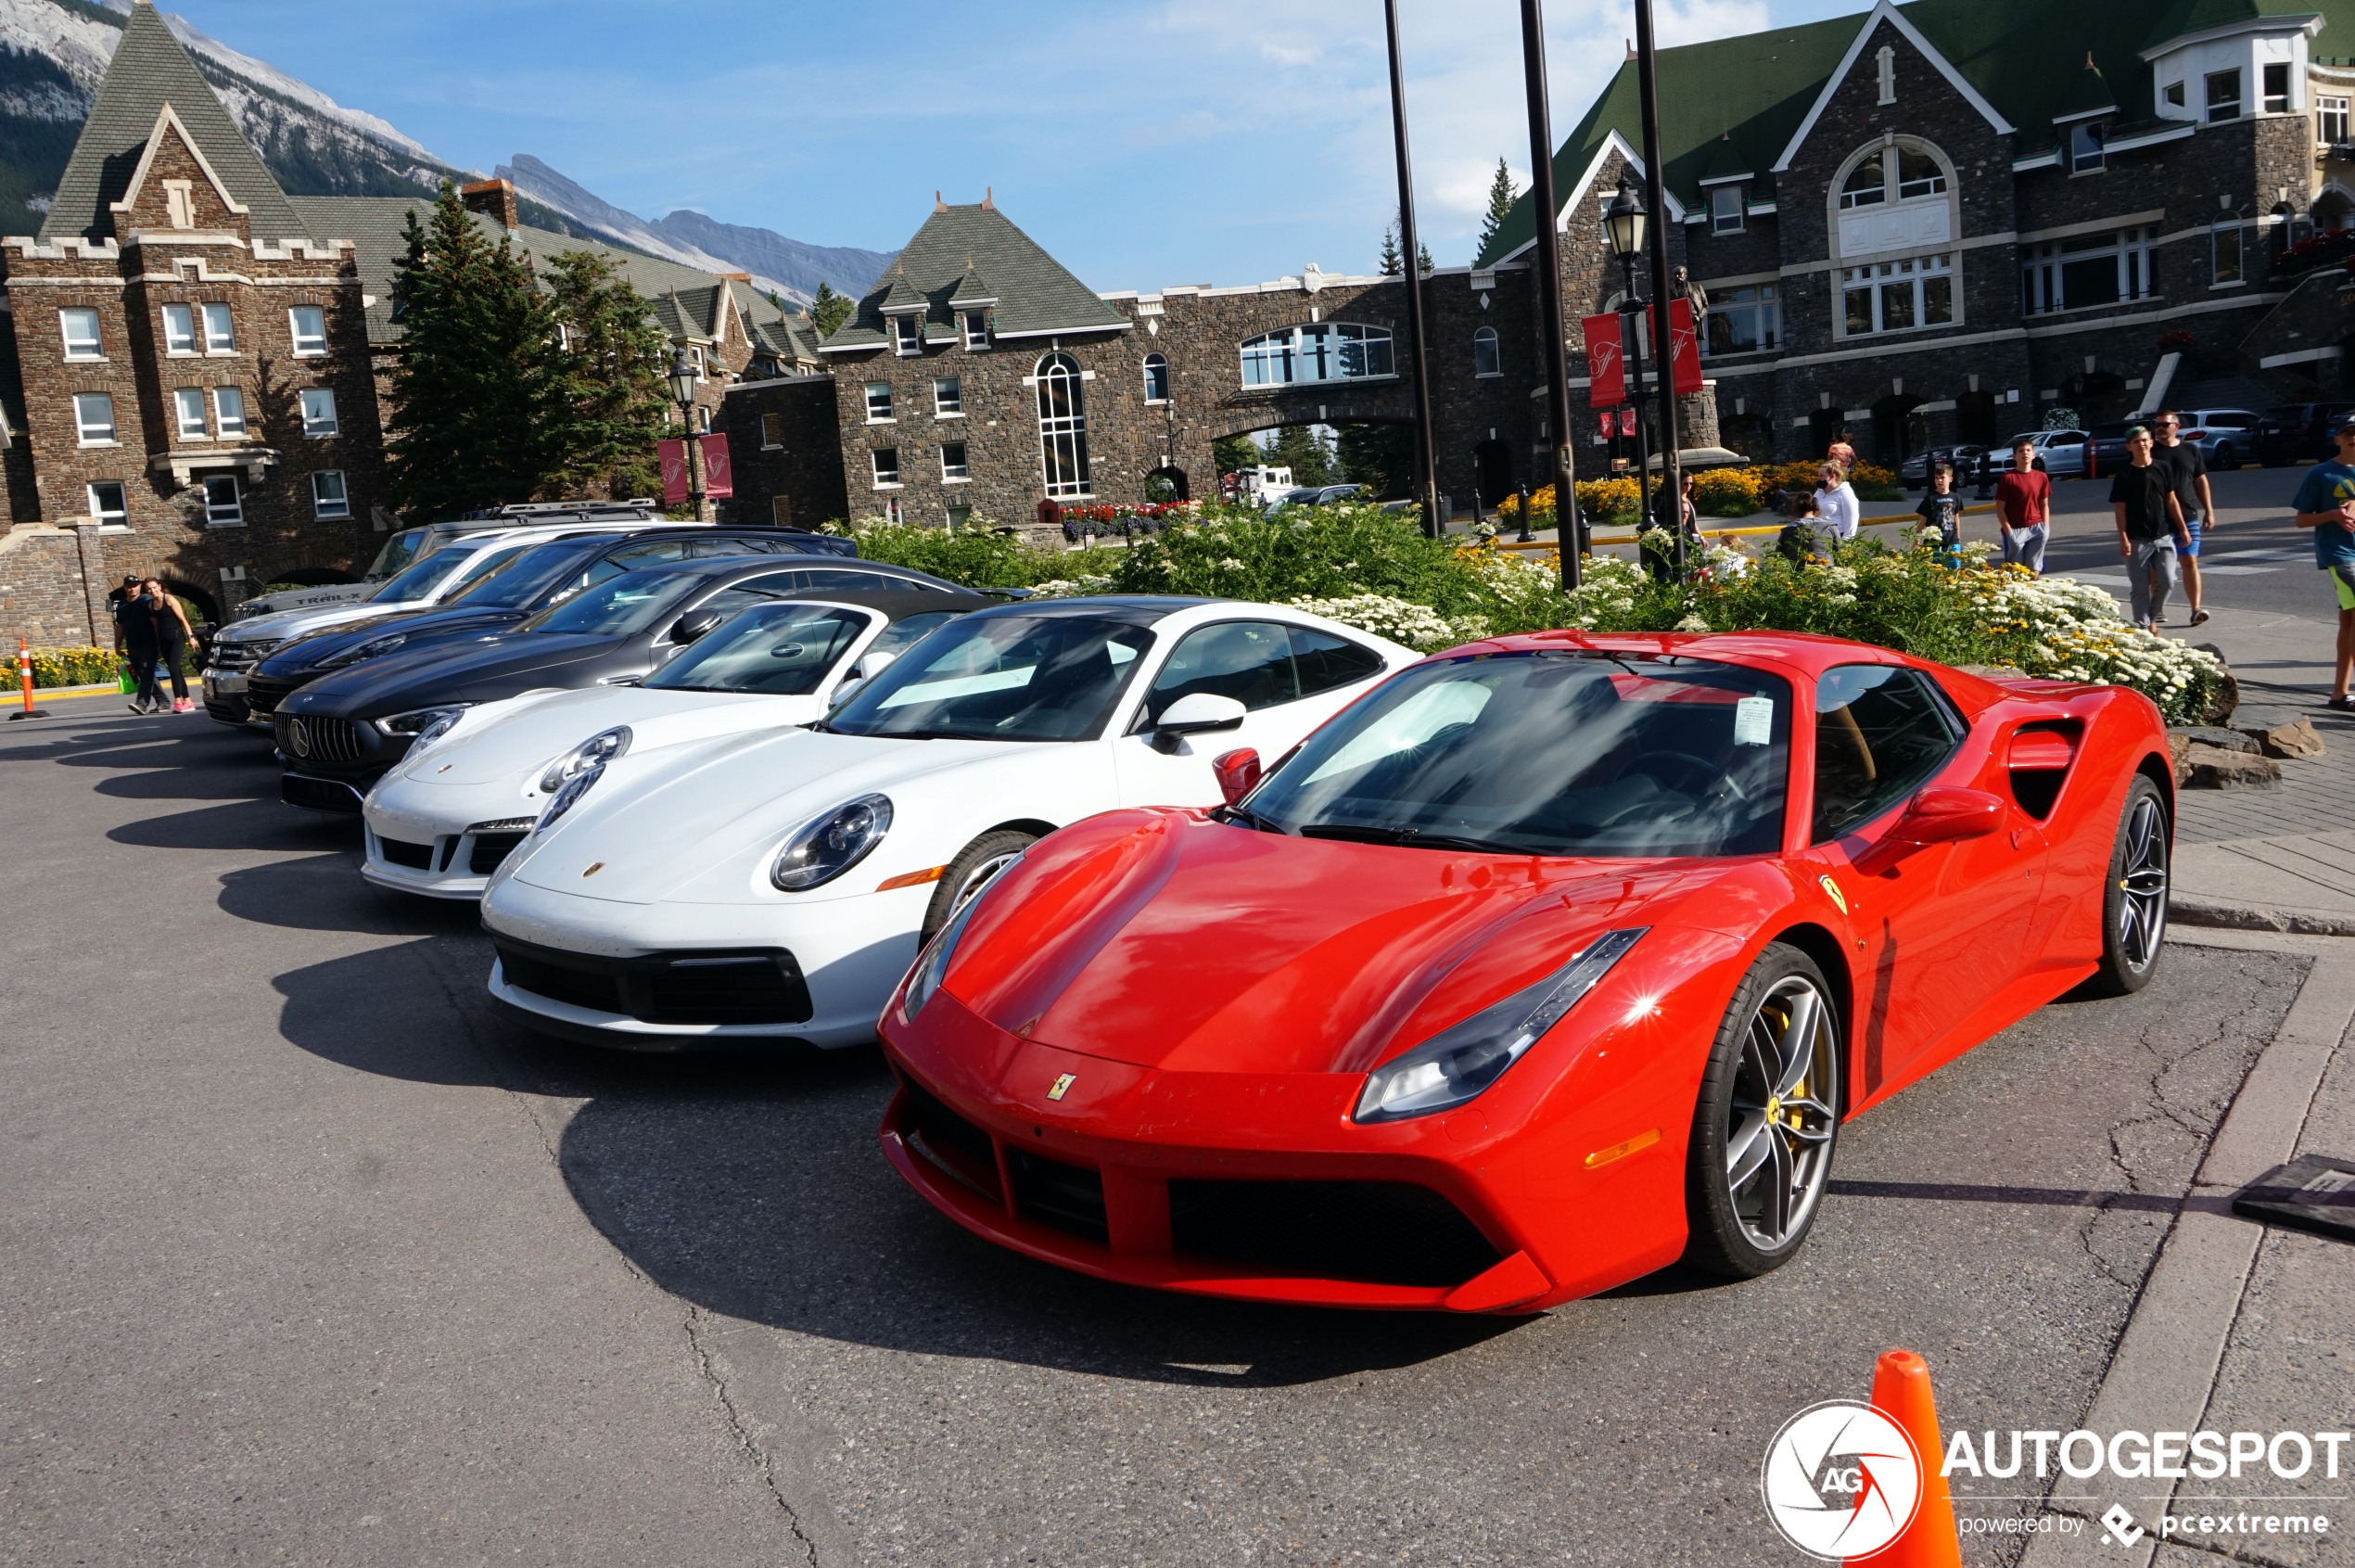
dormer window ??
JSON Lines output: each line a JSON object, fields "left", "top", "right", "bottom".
{"left": 1710, "top": 185, "right": 1745, "bottom": 234}
{"left": 2264, "top": 62, "right": 2292, "bottom": 114}
{"left": 2069, "top": 122, "right": 2105, "bottom": 174}
{"left": 2165, "top": 81, "right": 2186, "bottom": 109}
{"left": 892, "top": 315, "right": 921, "bottom": 354}
{"left": 962, "top": 310, "right": 990, "bottom": 350}
{"left": 2208, "top": 69, "right": 2242, "bottom": 121}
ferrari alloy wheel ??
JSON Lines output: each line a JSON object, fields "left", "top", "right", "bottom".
{"left": 921, "top": 830, "right": 1038, "bottom": 943}
{"left": 1684, "top": 944, "right": 1841, "bottom": 1279}
{"left": 2090, "top": 776, "right": 2169, "bottom": 996}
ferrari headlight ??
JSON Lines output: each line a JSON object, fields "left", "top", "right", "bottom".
{"left": 538, "top": 725, "right": 632, "bottom": 794}
{"left": 535, "top": 765, "right": 604, "bottom": 832}
{"left": 376, "top": 705, "right": 470, "bottom": 746}
{"left": 900, "top": 854, "right": 1020, "bottom": 1022}
{"left": 1355, "top": 928, "right": 1647, "bottom": 1124}
{"left": 770, "top": 794, "right": 892, "bottom": 891}
{"left": 319, "top": 630, "right": 409, "bottom": 669}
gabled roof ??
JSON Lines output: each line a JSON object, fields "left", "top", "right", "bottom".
{"left": 821, "top": 201, "right": 1127, "bottom": 351}
{"left": 2055, "top": 55, "right": 2120, "bottom": 121}
{"left": 43, "top": 0, "right": 304, "bottom": 243}
{"left": 1477, "top": 0, "right": 2355, "bottom": 266}
{"left": 949, "top": 259, "right": 998, "bottom": 305}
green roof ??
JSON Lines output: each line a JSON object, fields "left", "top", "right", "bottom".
{"left": 1477, "top": 0, "right": 2348, "bottom": 266}
{"left": 43, "top": 0, "right": 304, "bottom": 243}
{"left": 823, "top": 202, "right": 1127, "bottom": 350}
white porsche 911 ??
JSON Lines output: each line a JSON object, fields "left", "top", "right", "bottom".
{"left": 360, "top": 590, "right": 988, "bottom": 899}
{"left": 477, "top": 596, "right": 1419, "bottom": 1050}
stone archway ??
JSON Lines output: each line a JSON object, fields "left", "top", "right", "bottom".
{"left": 268, "top": 565, "right": 357, "bottom": 588}
{"left": 1870, "top": 393, "right": 1924, "bottom": 470}
{"left": 1146, "top": 465, "right": 1189, "bottom": 503}
{"left": 159, "top": 576, "right": 220, "bottom": 627}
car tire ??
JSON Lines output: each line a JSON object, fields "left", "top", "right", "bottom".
{"left": 2085, "top": 775, "right": 2169, "bottom": 997}
{"left": 921, "top": 829, "right": 1038, "bottom": 944}
{"left": 2214, "top": 444, "right": 2234, "bottom": 471}
{"left": 1682, "top": 942, "right": 1842, "bottom": 1280}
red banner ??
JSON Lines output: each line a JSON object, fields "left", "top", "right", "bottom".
{"left": 1667, "top": 298, "right": 1704, "bottom": 397}
{"left": 1583, "top": 312, "right": 1625, "bottom": 406}
{"left": 1597, "top": 411, "right": 1615, "bottom": 440}
{"left": 1620, "top": 407, "right": 1638, "bottom": 438}
{"left": 699, "top": 433, "right": 733, "bottom": 499}
{"left": 658, "top": 439, "right": 688, "bottom": 506}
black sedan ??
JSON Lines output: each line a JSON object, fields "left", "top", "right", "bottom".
{"left": 245, "top": 531, "right": 959, "bottom": 725}
{"left": 276, "top": 555, "right": 922, "bottom": 810}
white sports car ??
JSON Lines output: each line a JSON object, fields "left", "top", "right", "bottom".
{"left": 477, "top": 596, "right": 1419, "bottom": 1050}
{"left": 361, "top": 590, "right": 987, "bottom": 899}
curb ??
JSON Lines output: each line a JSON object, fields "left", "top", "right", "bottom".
{"left": 2169, "top": 896, "right": 2355, "bottom": 937}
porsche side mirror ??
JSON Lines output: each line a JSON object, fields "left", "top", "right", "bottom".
{"left": 669, "top": 609, "right": 725, "bottom": 644}
{"left": 1213, "top": 747, "right": 1262, "bottom": 807}
{"left": 1853, "top": 785, "right": 2005, "bottom": 875}
{"left": 1152, "top": 692, "right": 1246, "bottom": 754}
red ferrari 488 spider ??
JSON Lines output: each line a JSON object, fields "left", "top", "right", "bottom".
{"left": 876, "top": 631, "right": 2173, "bottom": 1313}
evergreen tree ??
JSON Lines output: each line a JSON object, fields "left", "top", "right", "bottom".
{"left": 810, "top": 281, "right": 854, "bottom": 338}
{"left": 1477, "top": 158, "right": 1518, "bottom": 257}
{"left": 1337, "top": 423, "right": 1416, "bottom": 499}
{"left": 1211, "top": 433, "right": 1259, "bottom": 476}
{"left": 542, "top": 249, "right": 671, "bottom": 502}
{"left": 1269, "top": 423, "right": 1338, "bottom": 487}
{"left": 1419, "top": 239, "right": 1434, "bottom": 275}
{"left": 1379, "top": 223, "right": 1403, "bottom": 277}
{"left": 384, "top": 182, "right": 565, "bottom": 516}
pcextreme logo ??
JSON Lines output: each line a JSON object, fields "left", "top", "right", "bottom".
{"left": 1762, "top": 1400, "right": 1923, "bottom": 1562}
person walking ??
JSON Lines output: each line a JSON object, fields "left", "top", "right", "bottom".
{"left": 1814, "top": 463, "right": 1860, "bottom": 544}
{"left": 1916, "top": 459, "right": 1964, "bottom": 565}
{"left": 1995, "top": 436, "right": 2053, "bottom": 573}
{"left": 2112, "top": 426, "right": 2191, "bottom": 632}
{"left": 1827, "top": 429, "right": 1857, "bottom": 475}
{"left": 118, "top": 580, "right": 164, "bottom": 714}
{"left": 143, "top": 578, "right": 196, "bottom": 713}
{"left": 2292, "top": 415, "right": 2355, "bottom": 708}
{"left": 2151, "top": 410, "right": 2217, "bottom": 625}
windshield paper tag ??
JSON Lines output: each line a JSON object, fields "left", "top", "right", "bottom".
{"left": 1734, "top": 696, "right": 1774, "bottom": 746}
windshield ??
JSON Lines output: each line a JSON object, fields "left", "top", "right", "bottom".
{"left": 445, "top": 542, "right": 600, "bottom": 609}
{"left": 647, "top": 604, "right": 872, "bottom": 695}
{"left": 519, "top": 567, "right": 702, "bottom": 637}
{"left": 369, "top": 546, "right": 473, "bottom": 605}
{"left": 435, "top": 542, "right": 538, "bottom": 601}
{"left": 1240, "top": 650, "right": 1790, "bottom": 858}
{"left": 826, "top": 614, "right": 1152, "bottom": 742}
{"left": 364, "top": 528, "right": 429, "bottom": 581}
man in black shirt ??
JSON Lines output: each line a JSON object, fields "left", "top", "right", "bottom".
{"left": 2150, "top": 411, "right": 2216, "bottom": 625}
{"left": 2110, "top": 426, "right": 2191, "bottom": 631}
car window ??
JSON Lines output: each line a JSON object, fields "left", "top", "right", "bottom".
{"left": 805, "top": 567, "right": 925, "bottom": 592}
{"left": 828, "top": 615, "right": 1152, "bottom": 743}
{"left": 365, "top": 528, "right": 431, "bottom": 580}
{"left": 644, "top": 604, "right": 872, "bottom": 695}
{"left": 2207, "top": 413, "right": 2254, "bottom": 429}
{"left": 2052, "top": 432, "right": 2085, "bottom": 446}
{"left": 522, "top": 569, "right": 704, "bottom": 637}
{"left": 1289, "top": 625, "right": 1389, "bottom": 699}
{"left": 687, "top": 535, "right": 774, "bottom": 556}
{"left": 371, "top": 546, "right": 469, "bottom": 604}
{"left": 448, "top": 543, "right": 602, "bottom": 609}
{"left": 602, "top": 539, "right": 694, "bottom": 572}
{"left": 1811, "top": 665, "right": 1963, "bottom": 843}
{"left": 439, "top": 541, "right": 536, "bottom": 599}
{"left": 1139, "top": 620, "right": 1301, "bottom": 727}
{"left": 867, "top": 610, "right": 964, "bottom": 657}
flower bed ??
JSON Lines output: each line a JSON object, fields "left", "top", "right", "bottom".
{"left": 1494, "top": 461, "right": 1903, "bottom": 525}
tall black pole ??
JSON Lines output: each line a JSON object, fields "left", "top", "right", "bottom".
{"left": 1383, "top": 0, "right": 1441, "bottom": 539}
{"left": 1632, "top": 0, "right": 1685, "bottom": 577}
{"left": 1519, "top": 0, "right": 1580, "bottom": 589}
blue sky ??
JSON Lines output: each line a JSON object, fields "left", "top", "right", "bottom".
{"left": 164, "top": 0, "right": 1867, "bottom": 289}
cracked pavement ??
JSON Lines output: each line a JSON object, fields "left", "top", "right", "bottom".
{"left": 0, "top": 700, "right": 2314, "bottom": 1566}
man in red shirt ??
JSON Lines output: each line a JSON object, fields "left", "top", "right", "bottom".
{"left": 1995, "top": 436, "right": 2052, "bottom": 574}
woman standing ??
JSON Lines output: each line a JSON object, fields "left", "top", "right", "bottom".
{"left": 1813, "top": 463, "right": 1860, "bottom": 544}
{"left": 145, "top": 578, "right": 196, "bottom": 713}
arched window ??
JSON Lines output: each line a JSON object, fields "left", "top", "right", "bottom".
{"left": 1471, "top": 325, "right": 1500, "bottom": 377}
{"left": 1839, "top": 151, "right": 1887, "bottom": 210}
{"left": 1239, "top": 323, "right": 1394, "bottom": 387}
{"left": 1142, "top": 353, "right": 1169, "bottom": 402}
{"left": 1036, "top": 353, "right": 1092, "bottom": 498}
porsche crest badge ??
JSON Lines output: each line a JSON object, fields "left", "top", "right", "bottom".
{"left": 1047, "top": 1073, "right": 1076, "bottom": 1102}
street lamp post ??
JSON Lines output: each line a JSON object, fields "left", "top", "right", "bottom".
{"left": 667, "top": 346, "right": 706, "bottom": 520}
{"left": 1631, "top": 0, "right": 1687, "bottom": 578}
{"left": 1519, "top": 0, "right": 1581, "bottom": 590}
{"left": 1382, "top": 0, "right": 1442, "bottom": 539}
{"left": 1604, "top": 180, "right": 1660, "bottom": 574}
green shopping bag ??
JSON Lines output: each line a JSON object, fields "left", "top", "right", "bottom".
{"left": 117, "top": 660, "right": 135, "bottom": 695}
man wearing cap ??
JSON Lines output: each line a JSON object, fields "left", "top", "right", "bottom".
{"left": 2292, "top": 415, "right": 2355, "bottom": 708}
{"left": 1995, "top": 437, "right": 2052, "bottom": 574}
{"left": 106, "top": 573, "right": 140, "bottom": 657}
{"left": 2111, "top": 426, "right": 2190, "bottom": 631}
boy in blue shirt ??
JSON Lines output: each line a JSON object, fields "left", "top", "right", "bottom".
{"left": 2292, "top": 415, "right": 2355, "bottom": 708}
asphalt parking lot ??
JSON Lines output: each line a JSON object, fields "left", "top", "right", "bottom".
{"left": 0, "top": 697, "right": 2323, "bottom": 1566}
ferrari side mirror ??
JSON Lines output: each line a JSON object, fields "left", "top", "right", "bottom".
{"left": 1853, "top": 784, "right": 2005, "bottom": 875}
{"left": 1152, "top": 692, "right": 1246, "bottom": 754}
{"left": 1213, "top": 747, "right": 1262, "bottom": 807}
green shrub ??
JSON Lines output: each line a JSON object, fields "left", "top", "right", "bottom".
{"left": 828, "top": 518, "right": 1068, "bottom": 589}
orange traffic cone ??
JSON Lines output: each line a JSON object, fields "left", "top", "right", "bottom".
{"left": 1852, "top": 1348, "right": 1961, "bottom": 1567}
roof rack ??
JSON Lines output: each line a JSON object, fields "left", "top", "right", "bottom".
{"left": 452, "top": 500, "right": 663, "bottom": 521}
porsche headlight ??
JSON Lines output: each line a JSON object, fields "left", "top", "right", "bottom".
{"left": 770, "top": 794, "right": 892, "bottom": 891}
{"left": 376, "top": 705, "right": 470, "bottom": 746}
{"left": 538, "top": 725, "right": 632, "bottom": 794}
{"left": 319, "top": 630, "right": 410, "bottom": 669}
{"left": 1355, "top": 928, "right": 1647, "bottom": 1124}
{"left": 535, "top": 765, "right": 604, "bottom": 832}
{"left": 900, "top": 854, "right": 1020, "bottom": 1022}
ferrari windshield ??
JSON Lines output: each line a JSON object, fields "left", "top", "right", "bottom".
{"left": 518, "top": 568, "right": 700, "bottom": 637}
{"left": 647, "top": 604, "right": 872, "bottom": 695}
{"left": 1241, "top": 649, "right": 1789, "bottom": 857}
{"left": 825, "top": 615, "right": 1151, "bottom": 742}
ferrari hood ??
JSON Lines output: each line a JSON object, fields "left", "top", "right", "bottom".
{"left": 506, "top": 727, "right": 1006, "bottom": 905}
{"left": 944, "top": 812, "right": 1728, "bottom": 1077}
{"left": 394, "top": 685, "right": 805, "bottom": 787}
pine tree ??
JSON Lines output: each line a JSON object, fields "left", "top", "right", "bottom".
{"left": 543, "top": 249, "right": 671, "bottom": 502}
{"left": 1336, "top": 423, "right": 1415, "bottom": 499}
{"left": 1211, "top": 433, "right": 1259, "bottom": 476}
{"left": 1419, "top": 239, "right": 1433, "bottom": 275}
{"left": 384, "top": 182, "right": 565, "bottom": 516}
{"left": 1379, "top": 223, "right": 1403, "bottom": 277}
{"left": 1477, "top": 158, "right": 1518, "bottom": 258}
{"left": 1270, "top": 424, "right": 1338, "bottom": 487}
{"left": 810, "top": 281, "right": 854, "bottom": 338}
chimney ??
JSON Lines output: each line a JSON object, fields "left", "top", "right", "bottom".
{"left": 460, "top": 178, "right": 520, "bottom": 233}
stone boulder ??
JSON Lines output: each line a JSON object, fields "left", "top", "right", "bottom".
{"left": 2193, "top": 643, "right": 2239, "bottom": 723}
{"left": 2182, "top": 742, "right": 2284, "bottom": 789}
{"left": 2170, "top": 725, "right": 2258, "bottom": 754}
{"left": 2231, "top": 710, "right": 2327, "bottom": 759}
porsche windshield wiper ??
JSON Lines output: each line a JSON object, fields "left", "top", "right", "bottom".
{"left": 1299, "top": 823, "right": 1524, "bottom": 854}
